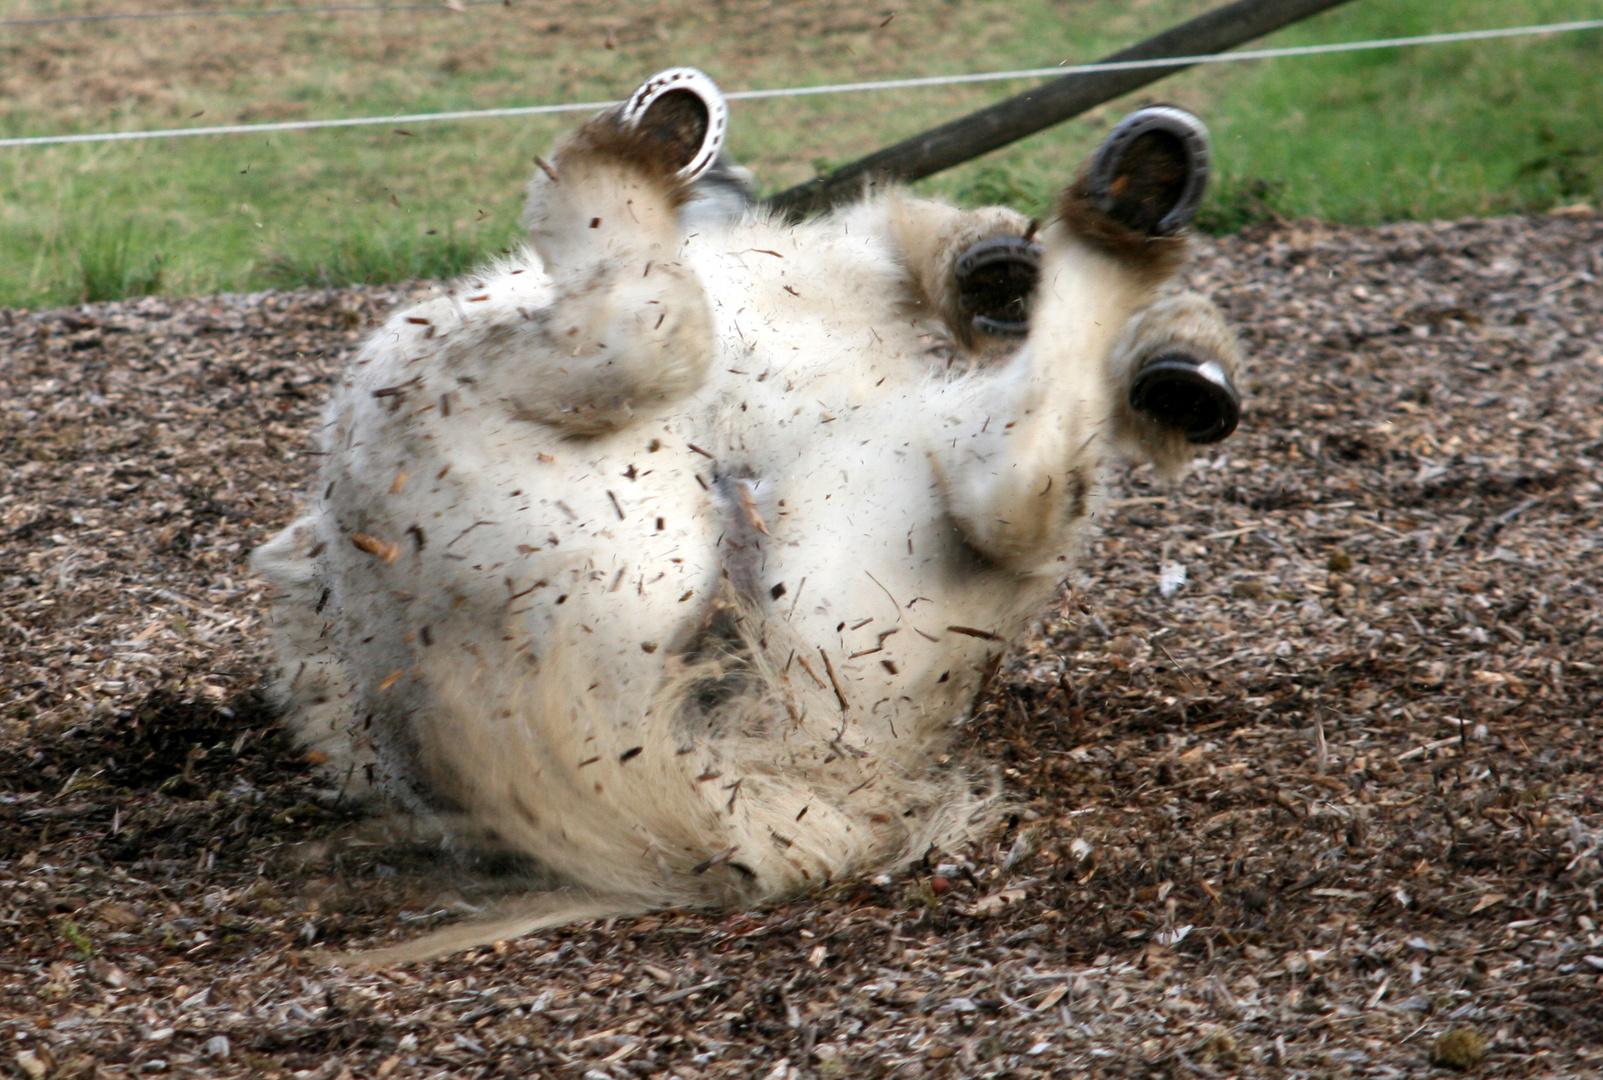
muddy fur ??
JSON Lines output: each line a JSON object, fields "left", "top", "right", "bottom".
{"left": 547, "top": 109, "right": 700, "bottom": 210}
{"left": 1055, "top": 179, "right": 1190, "bottom": 284}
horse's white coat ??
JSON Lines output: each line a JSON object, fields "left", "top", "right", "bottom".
{"left": 253, "top": 99, "right": 1241, "bottom": 956}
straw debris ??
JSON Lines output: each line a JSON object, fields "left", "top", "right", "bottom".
{"left": 1, "top": 214, "right": 1599, "bottom": 1076}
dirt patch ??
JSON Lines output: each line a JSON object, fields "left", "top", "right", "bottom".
{"left": 1, "top": 213, "right": 1601, "bottom": 1078}
{"left": 0, "top": 0, "right": 927, "bottom": 126}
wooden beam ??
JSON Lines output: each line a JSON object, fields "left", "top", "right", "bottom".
{"left": 765, "top": 0, "right": 1358, "bottom": 218}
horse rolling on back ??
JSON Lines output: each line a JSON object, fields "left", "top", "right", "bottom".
{"left": 253, "top": 68, "right": 1243, "bottom": 962}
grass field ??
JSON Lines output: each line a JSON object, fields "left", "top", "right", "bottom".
{"left": 0, "top": 0, "right": 1600, "bottom": 307}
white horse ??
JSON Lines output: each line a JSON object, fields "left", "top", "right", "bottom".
{"left": 253, "top": 69, "right": 1242, "bottom": 961}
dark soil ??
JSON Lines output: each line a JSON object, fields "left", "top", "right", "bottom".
{"left": 1, "top": 213, "right": 1601, "bottom": 1079}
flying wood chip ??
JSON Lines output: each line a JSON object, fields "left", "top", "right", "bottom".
{"left": 350, "top": 532, "right": 401, "bottom": 563}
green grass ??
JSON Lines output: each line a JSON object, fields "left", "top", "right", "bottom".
{"left": 260, "top": 218, "right": 493, "bottom": 290}
{"left": 69, "top": 219, "right": 165, "bottom": 302}
{"left": 0, "top": 0, "right": 1599, "bottom": 308}
{"left": 917, "top": 0, "right": 1603, "bottom": 225}
{"left": 1198, "top": 1, "right": 1603, "bottom": 224}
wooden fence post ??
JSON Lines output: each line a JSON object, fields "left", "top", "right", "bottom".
{"left": 765, "top": 0, "right": 1358, "bottom": 218}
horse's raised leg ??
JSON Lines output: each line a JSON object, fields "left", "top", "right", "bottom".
{"left": 1110, "top": 288, "right": 1242, "bottom": 475}
{"left": 926, "top": 106, "right": 1230, "bottom": 566}
{"left": 446, "top": 69, "right": 729, "bottom": 433}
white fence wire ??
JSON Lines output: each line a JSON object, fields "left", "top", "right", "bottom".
{"left": 1, "top": 17, "right": 1600, "bottom": 149}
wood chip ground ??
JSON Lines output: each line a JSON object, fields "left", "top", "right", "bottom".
{"left": 1, "top": 213, "right": 1600, "bottom": 1079}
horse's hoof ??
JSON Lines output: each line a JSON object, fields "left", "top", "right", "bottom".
{"left": 954, "top": 235, "right": 1041, "bottom": 337}
{"left": 1086, "top": 106, "right": 1210, "bottom": 237}
{"left": 1129, "top": 350, "right": 1239, "bottom": 443}
{"left": 620, "top": 67, "right": 728, "bottom": 181}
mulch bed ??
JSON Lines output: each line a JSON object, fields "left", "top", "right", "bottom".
{"left": 1, "top": 212, "right": 1600, "bottom": 1079}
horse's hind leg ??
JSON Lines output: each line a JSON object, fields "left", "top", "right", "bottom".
{"left": 491, "top": 69, "right": 730, "bottom": 433}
